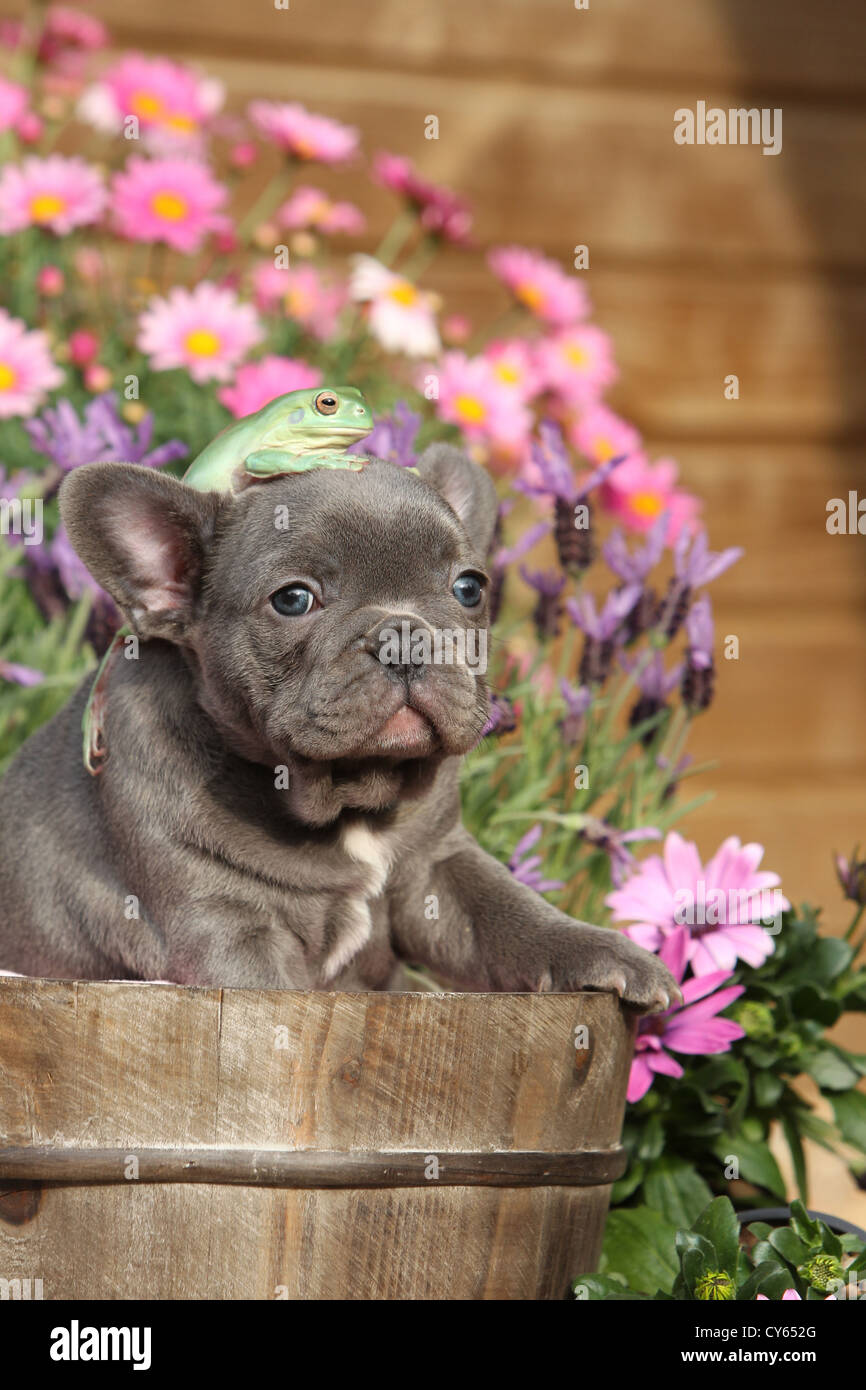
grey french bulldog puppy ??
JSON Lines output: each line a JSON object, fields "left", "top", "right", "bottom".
{"left": 0, "top": 445, "right": 676, "bottom": 1009}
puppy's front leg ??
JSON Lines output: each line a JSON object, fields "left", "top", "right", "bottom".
{"left": 390, "top": 831, "right": 676, "bottom": 1011}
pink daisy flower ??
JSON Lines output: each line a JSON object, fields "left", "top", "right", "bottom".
{"left": 0, "top": 155, "right": 105, "bottom": 235}
{"left": 488, "top": 245, "right": 589, "bottom": 326}
{"left": 277, "top": 185, "right": 365, "bottom": 235}
{"left": 600, "top": 452, "right": 701, "bottom": 542}
{"left": 483, "top": 338, "right": 543, "bottom": 400}
{"left": 373, "top": 152, "right": 473, "bottom": 244}
{"left": 0, "top": 75, "right": 28, "bottom": 133}
{"left": 78, "top": 54, "right": 223, "bottom": 141}
{"left": 607, "top": 831, "right": 788, "bottom": 977}
{"left": 111, "top": 156, "right": 229, "bottom": 253}
{"left": 252, "top": 262, "right": 347, "bottom": 341}
{"left": 431, "top": 351, "right": 533, "bottom": 459}
{"left": 569, "top": 404, "right": 642, "bottom": 464}
{"left": 535, "top": 325, "right": 617, "bottom": 406}
{"left": 627, "top": 927, "right": 745, "bottom": 1102}
{"left": 349, "top": 255, "right": 439, "bottom": 357}
{"left": 0, "top": 308, "right": 63, "bottom": 418}
{"left": 248, "top": 101, "right": 358, "bottom": 163}
{"left": 137, "top": 282, "right": 263, "bottom": 384}
{"left": 37, "top": 7, "right": 108, "bottom": 72}
{"left": 217, "top": 355, "right": 322, "bottom": 418}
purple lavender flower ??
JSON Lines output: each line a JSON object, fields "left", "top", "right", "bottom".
{"left": 25, "top": 394, "right": 188, "bottom": 485}
{"left": 0, "top": 659, "right": 44, "bottom": 686}
{"left": 517, "top": 422, "right": 625, "bottom": 575}
{"left": 567, "top": 585, "right": 643, "bottom": 642}
{"left": 480, "top": 692, "right": 517, "bottom": 739}
{"left": 682, "top": 595, "right": 715, "bottom": 712}
{"left": 0, "top": 465, "right": 40, "bottom": 503}
{"left": 685, "top": 595, "right": 714, "bottom": 670}
{"left": 559, "top": 678, "right": 592, "bottom": 743}
{"left": 349, "top": 400, "right": 421, "bottom": 468}
{"left": 520, "top": 565, "right": 565, "bottom": 640}
{"left": 835, "top": 849, "right": 866, "bottom": 905}
{"left": 508, "top": 825, "right": 564, "bottom": 894}
{"left": 567, "top": 584, "right": 642, "bottom": 686}
{"left": 494, "top": 518, "right": 552, "bottom": 568}
{"left": 603, "top": 513, "right": 668, "bottom": 585}
{"left": 578, "top": 815, "right": 662, "bottom": 889}
{"left": 655, "top": 528, "right": 742, "bottom": 640}
{"left": 622, "top": 651, "right": 684, "bottom": 742}
{"left": 21, "top": 396, "right": 187, "bottom": 652}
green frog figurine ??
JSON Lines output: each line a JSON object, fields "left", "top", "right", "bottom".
{"left": 183, "top": 385, "right": 374, "bottom": 492}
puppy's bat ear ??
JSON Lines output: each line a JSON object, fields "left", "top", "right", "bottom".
{"left": 414, "top": 443, "right": 498, "bottom": 555}
{"left": 60, "top": 462, "right": 222, "bottom": 642}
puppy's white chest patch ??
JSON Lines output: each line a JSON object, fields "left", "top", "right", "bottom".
{"left": 320, "top": 824, "right": 395, "bottom": 981}
{"left": 341, "top": 822, "right": 394, "bottom": 898}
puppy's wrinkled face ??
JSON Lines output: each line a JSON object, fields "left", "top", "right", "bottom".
{"left": 194, "top": 461, "right": 491, "bottom": 769}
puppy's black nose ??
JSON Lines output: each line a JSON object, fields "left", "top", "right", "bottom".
{"left": 363, "top": 615, "right": 431, "bottom": 681}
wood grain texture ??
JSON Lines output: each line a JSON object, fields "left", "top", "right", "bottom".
{"left": 0, "top": 981, "right": 635, "bottom": 1299}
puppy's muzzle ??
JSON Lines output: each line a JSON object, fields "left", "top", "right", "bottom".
{"left": 362, "top": 613, "right": 434, "bottom": 684}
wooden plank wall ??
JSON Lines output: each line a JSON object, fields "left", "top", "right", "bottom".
{"left": 5, "top": 0, "right": 866, "bottom": 1213}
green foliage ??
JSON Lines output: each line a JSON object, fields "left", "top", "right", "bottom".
{"left": 575, "top": 1198, "right": 865, "bottom": 1301}
{"left": 612, "top": 905, "right": 866, "bottom": 1219}
{"left": 0, "top": 544, "right": 94, "bottom": 773}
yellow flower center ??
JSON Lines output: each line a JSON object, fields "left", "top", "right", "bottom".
{"left": 565, "top": 345, "right": 588, "bottom": 367}
{"left": 286, "top": 287, "right": 312, "bottom": 315}
{"left": 593, "top": 436, "right": 614, "bottom": 461}
{"left": 630, "top": 491, "right": 663, "bottom": 518}
{"left": 455, "top": 394, "right": 486, "bottom": 424}
{"left": 0, "top": 361, "right": 18, "bottom": 391}
{"left": 388, "top": 280, "right": 419, "bottom": 307}
{"left": 516, "top": 281, "right": 543, "bottom": 310}
{"left": 131, "top": 91, "right": 165, "bottom": 119}
{"left": 29, "top": 193, "right": 66, "bottom": 223}
{"left": 290, "top": 136, "right": 316, "bottom": 159}
{"left": 166, "top": 113, "right": 197, "bottom": 133}
{"left": 184, "top": 329, "right": 221, "bottom": 358}
{"left": 151, "top": 190, "right": 189, "bottom": 222}
{"left": 494, "top": 363, "right": 520, "bottom": 384}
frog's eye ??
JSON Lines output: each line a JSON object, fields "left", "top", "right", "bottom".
{"left": 314, "top": 391, "right": 339, "bottom": 415}
{"left": 271, "top": 584, "right": 316, "bottom": 617}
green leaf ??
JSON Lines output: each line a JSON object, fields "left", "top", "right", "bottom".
{"left": 767, "top": 1227, "right": 808, "bottom": 1266}
{"left": 811, "top": 936, "right": 854, "bottom": 984}
{"left": 739, "top": 1262, "right": 801, "bottom": 1302}
{"left": 831, "top": 1090, "right": 866, "bottom": 1153}
{"left": 635, "top": 1111, "right": 666, "bottom": 1162}
{"left": 600, "top": 1207, "right": 679, "bottom": 1296}
{"left": 572, "top": 1274, "right": 648, "bottom": 1301}
{"left": 712, "top": 1133, "right": 787, "bottom": 1199}
{"left": 780, "top": 1112, "right": 809, "bottom": 1201}
{"left": 692, "top": 1196, "right": 740, "bottom": 1278}
{"left": 643, "top": 1157, "right": 714, "bottom": 1229}
{"left": 753, "top": 1072, "right": 784, "bottom": 1108}
{"left": 807, "top": 1047, "right": 861, "bottom": 1091}
{"left": 790, "top": 985, "right": 841, "bottom": 1027}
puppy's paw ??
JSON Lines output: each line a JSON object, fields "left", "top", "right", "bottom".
{"left": 542, "top": 924, "right": 680, "bottom": 1014}
{"left": 582, "top": 940, "right": 680, "bottom": 1015}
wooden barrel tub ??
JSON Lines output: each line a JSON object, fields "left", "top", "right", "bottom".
{"left": 0, "top": 979, "right": 635, "bottom": 1300}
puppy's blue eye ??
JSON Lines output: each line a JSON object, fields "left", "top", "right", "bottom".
{"left": 452, "top": 574, "right": 484, "bottom": 608}
{"left": 271, "top": 585, "right": 315, "bottom": 617}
